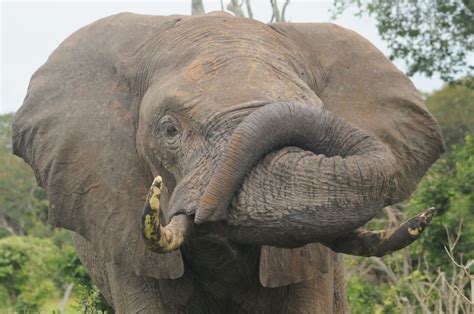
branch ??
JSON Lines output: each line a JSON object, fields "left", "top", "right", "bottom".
{"left": 245, "top": 0, "right": 253, "bottom": 19}
{"left": 327, "top": 207, "right": 436, "bottom": 257}
{"left": 59, "top": 283, "right": 74, "bottom": 313}
{"left": 281, "top": 0, "right": 290, "bottom": 22}
{"left": 227, "top": 0, "right": 245, "bottom": 17}
{"left": 444, "top": 216, "right": 463, "bottom": 251}
{"left": 192, "top": 0, "right": 205, "bottom": 15}
{"left": 0, "top": 212, "right": 25, "bottom": 236}
{"left": 444, "top": 246, "right": 474, "bottom": 278}
{"left": 369, "top": 256, "right": 398, "bottom": 283}
{"left": 269, "top": 0, "right": 279, "bottom": 22}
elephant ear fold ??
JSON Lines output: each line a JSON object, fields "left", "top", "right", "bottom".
{"left": 259, "top": 244, "right": 331, "bottom": 287}
{"left": 12, "top": 13, "right": 184, "bottom": 280}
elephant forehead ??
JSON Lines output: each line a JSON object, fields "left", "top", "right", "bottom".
{"left": 187, "top": 83, "right": 320, "bottom": 126}
{"left": 139, "top": 14, "right": 296, "bottom": 84}
{"left": 150, "top": 63, "right": 318, "bottom": 125}
{"left": 143, "top": 52, "right": 320, "bottom": 131}
{"left": 169, "top": 14, "right": 284, "bottom": 52}
{"left": 182, "top": 57, "right": 219, "bottom": 82}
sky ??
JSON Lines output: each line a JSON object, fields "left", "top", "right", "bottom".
{"left": 1, "top": 0, "right": 446, "bottom": 114}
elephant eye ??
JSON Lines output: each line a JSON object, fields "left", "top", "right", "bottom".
{"left": 165, "top": 124, "right": 178, "bottom": 137}
{"left": 158, "top": 115, "right": 180, "bottom": 138}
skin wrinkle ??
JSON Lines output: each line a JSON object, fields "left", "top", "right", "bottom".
{"left": 230, "top": 148, "right": 388, "bottom": 232}
{"left": 203, "top": 104, "right": 343, "bottom": 219}
{"left": 200, "top": 101, "right": 268, "bottom": 137}
{"left": 137, "top": 18, "right": 300, "bottom": 94}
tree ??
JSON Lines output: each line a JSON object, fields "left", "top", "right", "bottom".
{"left": 191, "top": 0, "right": 289, "bottom": 22}
{"left": 332, "top": 0, "right": 474, "bottom": 83}
{"left": 425, "top": 78, "right": 474, "bottom": 148}
{"left": 406, "top": 134, "right": 474, "bottom": 269}
{"left": 191, "top": 0, "right": 205, "bottom": 15}
{"left": 0, "top": 236, "right": 62, "bottom": 312}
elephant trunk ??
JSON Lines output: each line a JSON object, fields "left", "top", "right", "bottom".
{"left": 197, "top": 102, "right": 398, "bottom": 245}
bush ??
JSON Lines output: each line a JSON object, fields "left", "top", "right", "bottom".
{"left": 346, "top": 275, "right": 388, "bottom": 313}
{"left": 58, "top": 246, "right": 113, "bottom": 313}
{"left": 0, "top": 236, "right": 61, "bottom": 312}
{"left": 406, "top": 135, "right": 474, "bottom": 270}
{"left": 0, "top": 235, "right": 113, "bottom": 312}
{"left": 346, "top": 136, "right": 474, "bottom": 312}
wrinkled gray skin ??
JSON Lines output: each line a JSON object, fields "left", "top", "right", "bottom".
{"left": 12, "top": 12, "right": 444, "bottom": 313}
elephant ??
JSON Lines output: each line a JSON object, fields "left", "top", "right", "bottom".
{"left": 12, "top": 11, "right": 444, "bottom": 313}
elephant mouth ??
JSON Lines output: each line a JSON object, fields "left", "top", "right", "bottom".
{"left": 141, "top": 102, "right": 436, "bottom": 256}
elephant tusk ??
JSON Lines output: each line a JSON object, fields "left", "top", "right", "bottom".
{"left": 141, "top": 176, "right": 193, "bottom": 253}
{"left": 326, "top": 207, "right": 436, "bottom": 257}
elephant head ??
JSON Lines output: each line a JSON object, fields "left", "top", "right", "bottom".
{"left": 12, "top": 12, "right": 444, "bottom": 310}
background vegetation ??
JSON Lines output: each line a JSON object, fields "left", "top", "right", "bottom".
{"left": 344, "top": 80, "right": 473, "bottom": 313}
{"left": 1, "top": 1, "right": 472, "bottom": 312}
{"left": 332, "top": 0, "right": 473, "bottom": 82}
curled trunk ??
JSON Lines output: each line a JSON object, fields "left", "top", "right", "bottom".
{"left": 198, "top": 102, "right": 398, "bottom": 246}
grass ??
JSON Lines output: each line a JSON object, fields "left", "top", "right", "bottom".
{"left": 40, "top": 294, "right": 79, "bottom": 313}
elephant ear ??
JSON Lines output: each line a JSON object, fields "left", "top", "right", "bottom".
{"left": 12, "top": 13, "right": 184, "bottom": 279}
{"left": 260, "top": 22, "right": 445, "bottom": 287}
{"left": 271, "top": 22, "right": 445, "bottom": 202}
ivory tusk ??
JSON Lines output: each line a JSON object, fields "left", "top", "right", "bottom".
{"left": 326, "top": 207, "right": 436, "bottom": 257}
{"left": 141, "top": 176, "right": 193, "bottom": 253}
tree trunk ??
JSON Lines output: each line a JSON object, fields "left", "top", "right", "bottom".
{"left": 191, "top": 0, "right": 205, "bottom": 15}
{"left": 59, "top": 283, "right": 74, "bottom": 313}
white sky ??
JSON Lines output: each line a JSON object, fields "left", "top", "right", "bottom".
{"left": 1, "top": 0, "right": 446, "bottom": 114}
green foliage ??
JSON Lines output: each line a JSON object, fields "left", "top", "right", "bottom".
{"left": 74, "top": 284, "right": 113, "bottom": 313}
{"left": 59, "top": 248, "right": 113, "bottom": 313}
{"left": 0, "top": 236, "right": 60, "bottom": 312}
{"left": 425, "top": 80, "right": 474, "bottom": 148}
{"left": 0, "top": 113, "right": 13, "bottom": 152}
{"left": 0, "top": 234, "right": 112, "bottom": 313}
{"left": 346, "top": 275, "right": 387, "bottom": 313}
{"left": 332, "top": 0, "right": 473, "bottom": 82}
{"left": 347, "top": 83, "right": 473, "bottom": 311}
{"left": 406, "top": 135, "right": 474, "bottom": 269}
